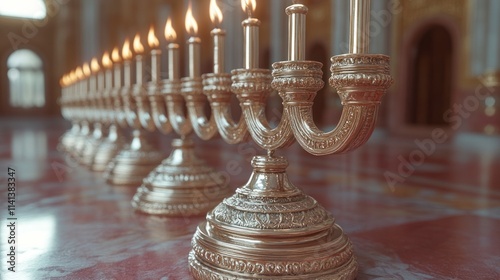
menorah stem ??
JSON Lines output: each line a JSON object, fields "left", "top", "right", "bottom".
{"left": 132, "top": 137, "right": 231, "bottom": 216}
{"left": 189, "top": 155, "right": 357, "bottom": 279}
{"left": 104, "top": 127, "right": 163, "bottom": 186}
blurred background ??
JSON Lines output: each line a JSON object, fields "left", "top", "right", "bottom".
{"left": 0, "top": 0, "right": 498, "bottom": 137}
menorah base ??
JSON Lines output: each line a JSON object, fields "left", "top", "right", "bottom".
{"left": 91, "top": 125, "right": 125, "bottom": 172}
{"left": 131, "top": 138, "right": 231, "bottom": 216}
{"left": 104, "top": 129, "right": 164, "bottom": 186}
{"left": 57, "top": 126, "right": 79, "bottom": 153}
{"left": 189, "top": 156, "right": 357, "bottom": 280}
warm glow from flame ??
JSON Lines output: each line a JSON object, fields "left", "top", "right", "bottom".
{"left": 148, "top": 25, "right": 160, "bottom": 48}
{"left": 164, "top": 18, "right": 177, "bottom": 41}
{"left": 241, "top": 0, "right": 256, "bottom": 15}
{"left": 210, "top": 0, "right": 223, "bottom": 25}
{"left": 102, "top": 52, "right": 112, "bottom": 68}
{"left": 82, "top": 63, "right": 91, "bottom": 77}
{"left": 60, "top": 76, "right": 66, "bottom": 87}
{"left": 122, "top": 39, "right": 132, "bottom": 60}
{"left": 69, "top": 70, "right": 76, "bottom": 84}
{"left": 133, "top": 33, "right": 144, "bottom": 54}
{"left": 91, "top": 58, "right": 100, "bottom": 73}
{"left": 111, "top": 47, "right": 121, "bottom": 63}
{"left": 185, "top": 2, "right": 198, "bottom": 35}
{"left": 75, "top": 67, "right": 83, "bottom": 80}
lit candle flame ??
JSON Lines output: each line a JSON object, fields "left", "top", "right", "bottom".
{"left": 69, "top": 70, "right": 76, "bottom": 84}
{"left": 133, "top": 33, "right": 144, "bottom": 54}
{"left": 60, "top": 76, "right": 66, "bottom": 87}
{"left": 102, "top": 52, "right": 112, "bottom": 68}
{"left": 111, "top": 47, "right": 121, "bottom": 63}
{"left": 148, "top": 25, "right": 160, "bottom": 48}
{"left": 164, "top": 18, "right": 177, "bottom": 42}
{"left": 75, "top": 66, "right": 83, "bottom": 80}
{"left": 65, "top": 75, "right": 70, "bottom": 86}
{"left": 82, "top": 63, "right": 91, "bottom": 77}
{"left": 185, "top": 2, "right": 198, "bottom": 36}
{"left": 241, "top": 0, "right": 256, "bottom": 17}
{"left": 122, "top": 39, "right": 132, "bottom": 60}
{"left": 210, "top": 0, "right": 223, "bottom": 26}
{"left": 91, "top": 57, "right": 100, "bottom": 73}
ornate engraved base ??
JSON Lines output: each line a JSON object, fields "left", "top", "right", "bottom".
{"left": 58, "top": 123, "right": 80, "bottom": 153}
{"left": 104, "top": 129, "right": 164, "bottom": 186}
{"left": 189, "top": 156, "right": 357, "bottom": 280}
{"left": 91, "top": 125, "right": 125, "bottom": 172}
{"left": 131, "top": 138, "right": 231, "bottom": 216}
{"left": 80, "top": 124, "right": 108, "bottom": 167}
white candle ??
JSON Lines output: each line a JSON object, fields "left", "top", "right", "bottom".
{"left": 151, "top": 49, "right": 161, "bottom": 82}
{"left": 349, "top": 0, "right": 371, "bottom": 54}
{"left": 185, "top": 4, "right": 200, "bottom": 78}
{"left": 133, "top": 34, "right": 145, "bottom": 85}
{"left": 111, "top": 47, "right": 121, "bottom": 88}
{"left": 188, "top": 37, "right": 201, "bottom": 78}
{"left": 210, "top": 0, "right": 225, "bottom": 73}
{"left": 168, "top": 43, "right": 180, "bottom": 80}
{"left": 121, "top": 39, "right": 133, "bottom": 87}
{"left": 124, "top": 61, "right": 131, "bottom": 87}
{"left": 165, "top": 18, "right": 180, "bottom": 80}
{"left": 286, "top": 4, "right": 307, "bottom": 61}
{"left": 136, "top": 55, "right": 143, "bottom": 85}
{"left": 148, "top": 26, "right": 161, "bottom": 82}
{"left": 241, "top": 0, "right": 259, "bottom": 69}
{"left": 102, "top": 52, "right": 113, "bottom": 89}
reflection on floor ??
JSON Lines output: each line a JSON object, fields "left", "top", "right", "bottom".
{"left": 1, "top": 118, "right": 499, "bottom": 279}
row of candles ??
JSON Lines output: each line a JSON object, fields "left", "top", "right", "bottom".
{"left": 60, "top": 0, "right": 371, "bottom": 89}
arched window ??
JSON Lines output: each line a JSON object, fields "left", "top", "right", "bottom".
{"left": 407, "top": 25, "right": 453, "bottom": 126}
{"left": 0, "top": 0, "right": 46, "bottom": 20}
{"left": 7, "top": 49, "right": 45, "bottom": 108}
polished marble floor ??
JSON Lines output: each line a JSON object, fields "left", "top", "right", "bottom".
{"left": 1, "top": 118, "right": 499, "bottom": 279}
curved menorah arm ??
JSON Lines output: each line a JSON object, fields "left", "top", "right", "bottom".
{"left": 275, "top": 54, "right": 393, "bottom": 156}
{"left": 203, "top": 73, "right": 249, "bottom": 144}
{"left": 232, "top": 69, "right": 295, "bottom": 151}
{"left": 147, "top": 82, "right": 172, "bottom": 134}
{"left": 182, "top": 77, "right": 218, "bottom": 141}
{"left": 133, "top": 85, "right": 156, "bottom": 133}
{"left": 163, "top": 80, "right": 193, "bottom": 137}
{"left": 121, "top": 87, "right": 141, "bottom": 130}
{"left": 112, "top": 88, "right": 127, "bottom": 128}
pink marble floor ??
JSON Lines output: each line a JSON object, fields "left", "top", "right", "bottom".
{"left": 1, "top": 117, "right": 499, "bottom": 279}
